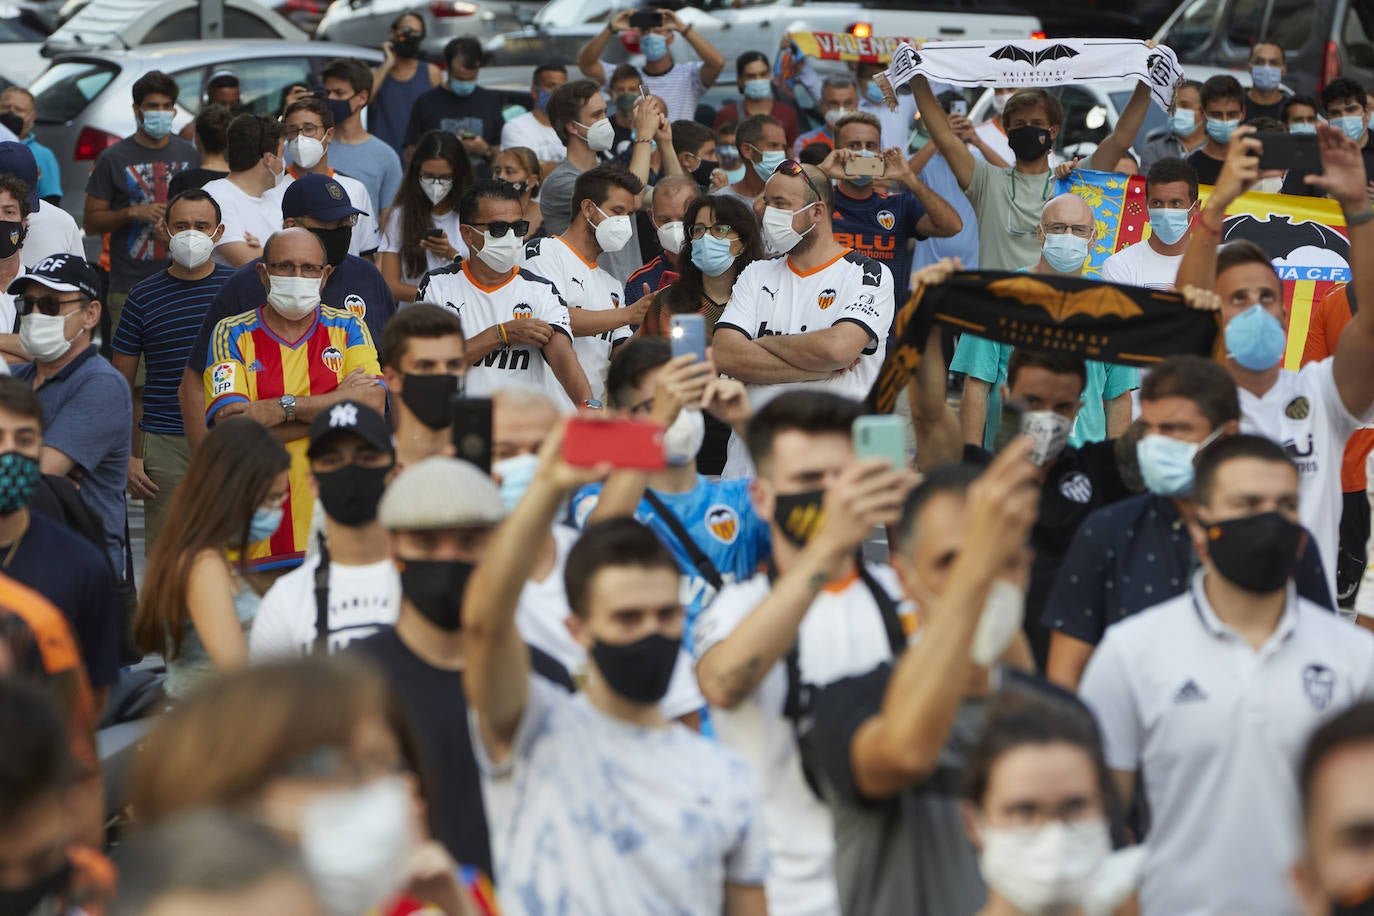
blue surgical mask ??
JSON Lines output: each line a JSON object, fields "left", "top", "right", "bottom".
{"left": 1289, "top": 121, "right": 1317, "bottom": 135}
{"left": 1333, "top": 114, "right": 1366, "bottom": 141}
{"left": 690, "top": 233, "right": 736, "bottom": 277}
{"left": 717, "top": 144, "right": 740, "bottom": 165}
{"left": 141, "top": 109, "right": 175, "bottom": 140}
{"left": 1251, "top": 64, "right": 1283, "bottom": 92}
{"left": 491, "top": 453, "right": 540, "bottom": 514}
{"left": 752, "top": 148, "right": 787, "bottom": 182}
{"left": 1206, "top": 117, "right": 1240, "bottom": 144}
{"left": 1041, "top": 232, "right": 1090, "bottom": 274}
{"left": 1225, "top": 303, "right": 1287, "bottom": 370}
{"left": 863, "top": 81, "right": 885, "bottom": 105}
{"left": 725, "top": 164, "right": 746, "bottom": 184}
{"left": 249, "top": 506, "right": 284, "bottom": 543}
{"left": 1137, "top": 430, "right": 1221, "bottom": 497}
{"left": 1169, "top": 109, "right": 1196, "bottom": 137}
{"left": 450, "top": 79, "right": 477, "bottom": 97}
{"left": 641, "top": 33, "right": 669, "bottom": 61}
{"left": 743, "top": 78, "right": 771, "bottom": 101}
{"left": 1148, "top": 206, "right": 1192, "bottom": 246}
{"left": 535, "top": 88, "right": 552, "bottom": 112}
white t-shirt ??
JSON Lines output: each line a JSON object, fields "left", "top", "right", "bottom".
{"left": 279, "top": 170, "right": 381, "bottom": 257}
{"left": 380, "top": 206, "right": 470, "bottom": 287}
{"left": 203, "top": 177, "right": 284, "bottom": 266}
{"left": 22, "top": 201, "right": 83, "bottom": 270}
{"left": 521, "top": 235, "right": 632, "bottom": 406}
{"left": 597, "top": 57, "right": 706, "bottom": 123}
{"left": 693, "top": 565, "right": 906, "bottom": 916}
{"left": 248, "top": 555, "right": 401, "bottom": 660}
{"left": 416, "top": 260, "right": 575, "bottom": 399}
{"left": 1099, "top": 239, "right": 1182, "bottom": 290}
{"left": 472, "top": 674, "right": 769, "bottom": 915}
{"left": 500, "top": 111, "right": 567, "bottom": 164}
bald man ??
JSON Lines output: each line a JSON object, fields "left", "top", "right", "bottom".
{"left": 952, "top": 193, "right": 1139, "bottom": 451}
{"left": 626, "top": 174, "right": 699, "bottom": 305}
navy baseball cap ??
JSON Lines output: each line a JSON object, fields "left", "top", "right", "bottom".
{"left": 7, "top": 253, "right": 101, "bottom": 300}
{"left": 306, "top": 400, "right": 394, "bottom": 459}
{"left": 282, "top": 173, "right": 367, "bottom": 221}
{"left": 0, "top": 142, "right": 39, "bottom": 211}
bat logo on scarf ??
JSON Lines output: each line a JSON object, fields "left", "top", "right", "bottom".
{"left": 989, "top": 44, "right": 1080, "bottom": 67}
{"left": 987, "top": 276, "right": 1142, "bottom": 322}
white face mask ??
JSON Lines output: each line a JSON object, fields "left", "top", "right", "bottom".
{"left": 1252, "top": 175, "right": 1285, "bottom": 195}
{"left": 1021, "top": 409, "right": 1073, "bottom": 466}
{"left": 762, "top": 204, "right": 814, "bottom": 254}
{"left": 656, "top": 219, "right": 685, "bottom": 254}
{"left": 18, "top": 310, "right": 74, "bottom": 362}
{"left": 591, "top": 204, "right": 633, "bottom": 253}
{"left": 299, "top": 776, "right": 416, "bottom": 916}
{"left": 664, "top": 408, "right": 705, "bottom": 465}
{"left": 419, "top": 176, "right": 453, "bottom": 206}
{"left": 970, "top": 579, "right": 1025, "bottom": 667}
{"left": 579, "top": 117, "right": 616, "bottom": 153}
{"left": 476, "top": 228, "right": 522, "bottom": 273}
{"left": 824, "top": 106, "right": 852, "bottom": 127}
{"left": 991, "top": 91, "right": 1012, "bottom": 114}
{"left": 266, "top": 274, "right": 322, "bottom": 321}
{"left": 268, "top": 151, "right": 287, "bottom": 186}
{"left": 979, "top": 818, "right": 1112, "bottom": 914}
{"left": 169, "top": 229, "right": 216, "bottom": 270}
{"left": 289, "top": 135, "right": 326, "bottom": 170}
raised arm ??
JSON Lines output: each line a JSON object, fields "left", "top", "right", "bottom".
{"left": 663, "top": 10, "right": 724, "bottom": 86}
{"left": 1088, "top": 80, "right": 1150, "bottom": 172}
{"left": 577, "top": 11, "right": 631, "bottom": 86}
{"left": 907, "top": 259, "right": 964, "bottom": 470}
{"left": 885, "top": 148, "right": 962, "bottom": 239}
{"left": 911, "top": 75, "right": 976, "bottom": 189}
{"left": 1176, "top": 126, "right": 1260, "bottom": 291}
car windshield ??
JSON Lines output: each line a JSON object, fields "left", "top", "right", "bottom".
{"left": 535, "top": 0, "right": 616, "bottom": 27}
{"left": 0, "top": 15, "right": 44, "bottom": 42}
{"left": 1108, "top": 90, "right": 1168, "bottom": 152}
{"left": 32, "top": 58, "right": 118, "bottom": 124}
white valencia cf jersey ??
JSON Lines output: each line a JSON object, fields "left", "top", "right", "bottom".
{"left": 417, "top": 261, "right": 572, "bottom": 398}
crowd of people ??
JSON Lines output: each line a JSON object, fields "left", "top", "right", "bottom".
{"left": 6, "top": 6, "right": 1374, "bottom": 916}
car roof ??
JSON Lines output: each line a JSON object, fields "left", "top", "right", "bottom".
{"left": 47, "top": 38, "right": 383, "bottom": 65}
{"left": 44, "top": 0, "right": 305, "bottom": 55}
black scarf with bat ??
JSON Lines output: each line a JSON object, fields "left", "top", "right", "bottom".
{"left": 866, "top": 270, "right": 1222, "bottom": 414}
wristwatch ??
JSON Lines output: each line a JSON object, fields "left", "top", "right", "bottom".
{"left": 279, "top": 393, "right": 297, "bottom": 422}
{"left": 583, "top": 398, "right": 603, "bottom": 409}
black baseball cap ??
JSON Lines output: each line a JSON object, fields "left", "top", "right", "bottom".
{"left": 306, "top": 400, "right": 394, "bottom": 459}
{"left": 7, "top": 253, "right": 101, "bottom": 300}
{"left": 282, "top": 173, "right": 368, "bottom": 221}
{"left": 0, "top": 141, "right": 39, "bottom": 211}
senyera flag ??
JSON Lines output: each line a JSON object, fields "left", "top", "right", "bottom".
{"left": 788, "top": 30, "right": 923, "bottom": 64}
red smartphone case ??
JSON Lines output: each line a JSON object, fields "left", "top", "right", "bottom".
{"left": 562, "top": 417, "right": 667, "bottom": 470}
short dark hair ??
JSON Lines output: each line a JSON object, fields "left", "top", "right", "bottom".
{"left": 735, "top": 50, "right": 769, "bottom": 77}
{"left": 897, "top": 463, "right": 980, "bottom": 550}
{"left": 1006, "top": 349, "right": 1087, "bottom": 394}
{"left": 0, "top": 676, "right": 71, "bottom": 823}
{"left": 379, "top": 303, "right": 465, "bottom": 369}
{"left": 1201, "top": 74, "right": 1246, "bottom": 111}
{"left": 225, "top": 113, "right": 283, "bottom": 174}
{"left": 283, "top": 96, "right": 334, "bottom": 131}
{"left": 389, "top": 11, "right": 424, "bottom": 31}
{"left": 736, "top": 113, "right": 782, "bottom": 152}
{"left": 547, "top": 79, "right": 603, "bottom": 145}
{"left": 1246, "top": 115, "right": 1285, "bottom": 132}
{"left": 1002, "top": 88, "right": 1064, "bottom": 129}
{"left": 609, "top": 63, "right": 641, "bottom": 87}
{"left": 1179, "top": 78, "right": 1203, "bottom": 96}
{"left": 165, "top": 188, "right": 222, "bottom": 228}
{"left": 532, "top": 63, "right": 567, "bottom": 85}
{"left": 321, "top": 57, "right": 373, "bottom": 98}
{"left": 1193, "top": 433, "right": 1296, "bottom": 506}
{"left": 564, "top": 518, "right": 680, "bottom": 618}
{"left": 444, "top": 36, "right": 485, "bottom": 70}
{"left": 0, "top": 376, "right": 42, "bottom": 427}
{"left": 132, "top": 70, "right": 179, "bottom": 106}
{"left": 746, "top": 391, "right": 862, "bottom": 469}
{"left": 799, "top": 141, "right": 831, "bottom": 165}
{"left": 1145, "top": 156, "right": 1199, "bottom": 202}
{"left": 1251, "top": 39, "right": 1284, "bottom": 59}
{"left": 457, "top": 178, "right": 522, "bottom": 225}
{"left": 0, "top": 174, "right": 31, "bottom": 218}
{"left": 1140, "top": 355, "right": 1239, "bottom": 429}
{"left": 671, "top": 119, "right": 715, "bottom": 158}
{"left": 1216, "top": 239, "right": 1280, "bottom": 286}
{"left": 606, "top": 337, "right": 671, "bottom": 408}
{"left": 1322, "top": 77, "right": 1368, "bottom": 112}
{"left": 1281, "top": 94, "right": 1320, "bottom": 121}
{"left": 193, "top": 104, "right": 233, "bottom": 156}
{"left": 571, "top": 163, "right": 644, "bottom": 215}
{"left": 1300, "top": 701, "right": 1374, "bottom": 824}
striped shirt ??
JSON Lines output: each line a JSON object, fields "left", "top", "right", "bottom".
{"left": 112, "top": 265, "right": 235, "bottom": 435}
{"left": 597, "top": 57, "right": 707, "bottom": 123}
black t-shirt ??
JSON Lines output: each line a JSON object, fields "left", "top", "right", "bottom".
{"left": 402, "top": 86, "right": 504, "bottom": 150}
{"left": 169, "top": 167, "right": 229, "bottom": 198}
{"left": 350, "top": 627, "right": 573, "bottom": 876}
{"left": 1187, "top": 148, "right": 1225, "bottom": 186}
{"left": 1245, "top": 96, "right": 1285, "bottom": 122}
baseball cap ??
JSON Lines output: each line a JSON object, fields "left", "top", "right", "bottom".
{"left": 7, "top": 253, "right": 101, "bottom": 300}
{"left": 0, "top": 141, "right": 39, "bottom": 211}
{"left": 306, "top": 400, "right": 394, "bottom": 459}
{"left": 281, "top": 173, "right": 368, "bottom": 221}
{"left": 207, "top": 69, "right": 239, "bottom": 90}
{"left": 378, "top": 457, "right": 505, "bottom": 530}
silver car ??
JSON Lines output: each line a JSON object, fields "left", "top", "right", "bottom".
{"left": 315, "top": 0, "right": 545, "bottom": 58}
{"left": 30, "top": 40, "right": 382, "bottom": 221}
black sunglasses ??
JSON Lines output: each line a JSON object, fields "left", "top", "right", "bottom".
{"left": 469, "top": 220, "right": 530, "bottom": 238}
{"left": 772, "top": 157, "right": 824, "bottom": 204}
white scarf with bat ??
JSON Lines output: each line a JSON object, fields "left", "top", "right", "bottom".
{"left": 879, "top": 39, "right": 1184, "bottom": 113}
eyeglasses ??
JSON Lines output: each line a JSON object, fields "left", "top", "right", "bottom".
{"left": 688, "top": 222, "right": 738, "bottom": 240}
{"left": 469, "top": 220, "right": 530, "bottom": 238}
{"left": 771, "top": 158, "right": 824, "bottom": 205}
{"left": 266, "top": 261, "right": 327, "bottom": 278}
{"left": 282, "top": 123, "right": 324, "bottom": 140}
{"left": 17, "top": 295, "right": 83, "bottom": 316}
{"left": 312, "top": 214, "right": 359, "bottom": 229}
{"left": 1042, "top": 222, "right": 1095, "bottom": 239}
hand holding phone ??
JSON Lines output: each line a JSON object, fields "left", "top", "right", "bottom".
{"left": 451, "top": 396, "right": 493, "bottom": 474}
{"left": 669, "top": 314, "right": 707, "bottom": 363}
{"left": 1253, "top": 130, "right": 1319, "bottom": 173}
{"left": 629, "top": 10, "right": 662, "bottom": 31}
{"left": 853, "top": 415, "right": 907, "bottom": 469}
{"left": 562, "top": 416, "right": 666, "bottom": 470}
{"left": 948, "top": 99, "right": 969, "bottom": 117}
{"left": 844, "top": 155, "right": 886, "bottom": 178}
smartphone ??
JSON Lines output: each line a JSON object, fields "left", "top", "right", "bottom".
{"left": 658, "top": 270, "right": 680, "bottom": 289}
{"left": 562, "top": 416, "right": 666, "bottom": 470}
{"left": 845, "top": 155, "right": 886, "bottom": 177}
{"left": 990, "top": 401, "right": 1025, "bottom": 455}
{"left": 1255, "top": 130, "right": 1319, "bottom": 172}
{"left": 669, "top": 314, "right": 707, "bottom": 362}
{"left": 853, "top": 415, "right": 907, "bottom": 470}
{"left": 425, "top": 228, "right": 443, "bottom": 239}
{"left": 451, "top": 396, "right": 493, "bottom": 474}
{"left": 629, "top": 9, "right": 662, "bottom": 31}
{"left": 948, "top": 98, "right": 969, "bottom": 117}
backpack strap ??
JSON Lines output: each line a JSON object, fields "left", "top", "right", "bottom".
{"left": 642, "top": 489, "right": 724, "bottom": 591}
{"left": 312, "top": 532, "right": 332, "bottom": 655}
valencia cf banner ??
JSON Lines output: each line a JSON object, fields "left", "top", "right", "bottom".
{"left": 787, "top": 31, "right": 923, "bottom": 64}
{"left": 866, "top": 271, "right": 1221, "bottom": 413}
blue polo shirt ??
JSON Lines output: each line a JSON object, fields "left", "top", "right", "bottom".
{"left": 832, "top": 186, "right": 926, "bottom": 297}
{"left": 24, "top": 136, "right": 63, "bottom": 201}
{"left": 1041, "top": 492, "right": 1335, "bottom": 647}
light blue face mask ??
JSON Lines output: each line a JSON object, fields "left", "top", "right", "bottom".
{"left": 752, "top": 147, "right": 787, "bottom": 182}
{"left": 1251, "top": 64, "right": 1283, "bottom": 92}
{"left": 1225, "top": 303, "right": 1287, "bottom": 370}
{"left": 641, "top": 32, "right": 669, "bottom": 61}
{"left": 249, "top": 506, "right": 284, "bottom": 544}
{"left": 725, "top": 164, "right": 746, "bottom": 184}
{"left": 691, "top": 233, "right": 736, "bottom": 277}
{"left": 491, "top": 453, "right": 540, "bottom": 514}
{"left": 1206, "top": 117, "right": 1240, "bottom": 144}
{"left": 1333, "top": 114, "right": 1366, "bottom": 140}
{"left": 1169, "top": 109, "right": 1197, "bottom": 137}
{"left": 535, "top": 88, "right": 552, "bottom": 112}
{"left": 450, "top": 79, "right": 477, "bottom": 97}
{"left": 1041, "top": 232, "right": 1090, "bottom": 274}
{"left": 1289, "top": 121, "right": 1318, "bottom": 135}
{"left": 717, "top": 143, "right": 740, "bottom": 165}
{"left": 141, "top": 109, "right": 175, "bottom": 140}
{"left": 1136, "top": 429, "right": 1222, "bottom": 497}
{"left": 743, "top": 78, "right": 771, "bottom": 101}
{"left": 1148, "top": 206, "right": 1192, "bottom": 246}
{"left": 863, "top": 81, "right": 885, "bottom": 105}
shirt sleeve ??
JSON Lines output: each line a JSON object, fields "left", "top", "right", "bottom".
{"left": 43, "top": 373, "right": 129, "bottom": 479}
{"left": 84, "top": 149, "right": 116, "bottom": 201}
{"left": 538, "top": 172, "right": 575, "bottom": 237}
{"left": 805, "top": 664, "right": 891, "bottom": 804}
{"left": 247, "top": 576, "right": 302, "bottom": 662}
{"left": 34, "top": 147, "right": 62, "bottom": 199}
{"left": 1077, "top": 632, "right": 1142, "bottom": 772}
{"left": 343, "top": 317, "right": 383, "bottom": 376}
{"left": 110, "top": 288, "right": 145, "bottom": 356}
{"left": 380, "top": 208, "right": 403, "bottom": 255}
{"left": 1099, "top": 250, "right": 1130, "bottom": 285}
{"left": 74, "top": 550, "right": 120, "bottom": 688}
{"left": 692, "top": 578, "right": 770, "bottom": 661}
{"left": 832, "top": 259, "right": 893, "bottom": 343}
{"left": 210, "top": 191, "right": 247, "bottom": 247}
{"left": 204, "top": 322, "right": 250, "bottom": 421}
{"left": 949, "top": 334, "right": 1006, "bottom": 383}
{"left": 1311, "top": 355, "right": 1374, "bottom": 429}
{"left": 539, "top": 285, "right": 573, "bottom": 339}
{"left": 1100, "top": 362, "right": 1140, "bottom": 401}
{"left": 378, "top": 148, "right": 403, "bottom": 212}
{"left": 467, "top": 671, "right": 564, "bottom": 779}
{"left": 1040, "top": 515, "right": 1112, "bottom": 644}
{"left": 963, "top": 156, "right": 994, "bottom": 202}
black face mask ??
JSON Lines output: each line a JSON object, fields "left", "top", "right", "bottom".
{"left": 690, "top": 157, "right": 719, "bottom": 189}
{"left": 590, "top": 632, "right": 681, "bottom": 704}
{"left": 310, "top": 225, "right": 351, "bottom": 268}
{"left": 0, "top": 221, "right": 26, "bottom": 260}
{"left": 399, "top": 558, "right": 473, "bottom": 630}
{"left": 325, "top": 97, "right": 355, "bottom": 127}
{"left": 1202, "top": 511, "right": 1306, "bottom": 593}
{"left": 393, "top": 35, "right": 422, "bottom": 59}
{"left": 0, "top": 113, "right": 22, "bottom": 137}
{"left": 772, "top": 488, "right": 826, "bottom": 549}
{"left": 497, "top": 178, "right": 530, "bottom": 196}
{"left": 315, "top": 463, "right": 391, "bottom": 526}
{"left": 1006, "top": 124, "right": 1054, "bottom": 162}
{"left": 0, "top": 860, "right": 71, "bottom": 916}
{"left": 400, "top": 373, "right": 461, "bottom": 430}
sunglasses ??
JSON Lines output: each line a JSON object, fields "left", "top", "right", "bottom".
{"left": 772, "top": 158, "right": 824, "bottom": 204}
{"left": 469, "top": 220, "right": 530, "bottom": 238}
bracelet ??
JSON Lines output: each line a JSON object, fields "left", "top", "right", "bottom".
{"left": 1195, "top": 213, "right": 1223, "bottom": 239}
{"left": 497, "top": 323, "right": 509, "bottom": 347}
{"left": 1344, "top": 206, "right": 1374, "bottom": 227}
{"left": 633, "top": 137, "right": 654, "bottom": 145}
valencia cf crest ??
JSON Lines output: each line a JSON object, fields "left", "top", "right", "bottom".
{"left": 512, "top": 303, "right": 533, "bottom": 320}
{"left": 1285, "top": 396, "right": 1310, "bottom": 420}
{"left": 610, "top": 292, "right": 621, "bottom": 308}
{"left": 321, "top": 345, "right": 344, "bottom": 373}
{"left": 818, "top": 288, "right": 837, "bottom": 310}
{"left": 7, "top": 228, "right": 18, "bottom": 247}
{"left": 705, "top": 504, "right": 739, "bottom": 545}
{"left": 876, "top": 210, "right": 895, "bottom": 231}
{"left": 1303, "top": 663, "right": 1335, "bottom": 710}
{"left": 344, "top": 294, "right": 366, "bottom": 319}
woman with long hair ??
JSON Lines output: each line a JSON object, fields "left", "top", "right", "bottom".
{"left": 133, "top": 418, "right": 290, "bottom": 700}
{"left": 653, "top": 193, "right": 764, "bottom": 336}
{"left": 492, "top": 146, "right": 544, "bottom": 239}
{"left": 380, "top": 129, "right": 475, "bottom": 303}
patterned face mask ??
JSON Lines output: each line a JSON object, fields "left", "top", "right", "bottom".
{"left": 0, "top": 450, "right": 38, "bottom": 514}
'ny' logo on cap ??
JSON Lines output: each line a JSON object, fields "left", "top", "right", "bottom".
{"left": 329, "top": 403, "right": 358, "bottom": 428}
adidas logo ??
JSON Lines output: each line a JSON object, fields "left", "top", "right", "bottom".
{"left": 246, "top": 359, "right": 264, "bottom": 373}
{"left": 1174, "top": 679, "right": 1208, "bottom": 703}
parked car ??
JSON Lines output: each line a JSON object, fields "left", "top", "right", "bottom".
{"left": 315, "top": 0, "right": 547, "bottom": 58}
{"left": 0, "top": 3, "right": 51, "bottom": 88}
{"left": 30, "top": 40, "right": 382, "bottom": 221}
{"left": 40, "top": 0, "right": 306, "bottom": 58}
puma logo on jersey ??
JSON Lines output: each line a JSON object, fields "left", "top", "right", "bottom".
{"left": 761, "top": 286, "right": 778, "bottom": 300}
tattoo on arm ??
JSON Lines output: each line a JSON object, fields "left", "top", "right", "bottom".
{"left": 713, "top": 656, "right": 763, "bottom": 706}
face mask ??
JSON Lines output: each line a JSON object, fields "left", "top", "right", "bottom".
{"left": 1206, "top": 117, "right": 1240, "bottom": 144}
{"left": 1007, "top": 124, "right": 1054, "bottom": 162}
{"left": 591, "top": 204, "right": 633, "bottom": 253}
{"left": 656, "top": 220, "right": 685, "bottom": 255}
{"left": 249, "top": 505, "right": 284, "bottom": 543}
{"left": 310, "top": 226, "right": 352, "bottom": 268}
{"left": 591, "top": 632, "right": 681, "bottom": 703}
{"left": 1253, "top": 176, "right": 1285, "bottom": 195}
{"left": 1290, "top": 121, "right": 1317, "bottom": 135}
{"left": 300, "top": 776, "right": 415, "bottom": 916}
{"left": 716, "top": 143, "right": 740, "bottom": 165}
{"left": 534, "top": 88, "right": 552, "bottom": 112}
{"left": 663, "top": 408, "right": 704, "bottom": 465}
{"left": 690, "top": 157, "right": 718, "bottom": 189}
{"left": 393, "top": 33, "right": 421, "bottom": 57}
{"left": 476, "top": 228, "right": 523, "bottom": 273}
{"left": 724, "top": 164, "right": 746, "bottom": 184}
{"left": 773, "top": 487, "right": 825, "bottom": 548}
{"left": 578, "top": 117, "right": 616, "bottom": 153}
{"left": 326, "top": 97, "right": 355, "bottom": 127}
{"left": 0, "top": 220, "right": 25, "bottom": 260}
{"left": 0, "top": 860, "right": 71, "bottom": 916}
{"left": 752, "top": 147, "right": 787, "bottom": 183}
{"left": 1225, "top": 302, "right": 1287, "bottom": 371}
{"left": 971, "top": 580, "right": 1025, "bottom": 667}
{"left": 315, "top": 463, "right": 390, "bottom": 526}
{"left": 18, "top": 311, "right": 74, "bottom": 363}
{"left": 641, "top": 32, "right": 669, "bottom": 61}
{"left": 691, "top": 233, "right": 735, "bottom": 277}
{"left": 1336, "top": 115, "right": 1368, "bottom": 141}
{"left": 615, "top": 93, "right": 638, "bottom": 117}
{"left": 0, "top": 450, "right": 39, "bottom": 514}
{"left": 399, "top": 373, "right": 460, "bottom": 430}
{"left": 762, "top": 204, "right": 814, "bottom": 255}
{"left": 990, "top": 92, "right": 1010, "bottom": 114}
{"left": 450, "top": 79, "right": 477, "bottom": 96}
{"left": 743, "top": 78, "right": 771, "bottom": 100}
{"left": 979, "top": 818, "right": 1112, "bottom": 914}
{"left": 1136, "top": 429, "right": 1223, "bottom": 497}
{"left": 141, "top": 109, "right": 174, "bottom": 140}
{"left": 1203, "top": 510, "right": 1306, "bottom": 592}
{"left": 497, "top": 177, "right": 530, "bottom": 197}
{"left": 268, "top": 152, "right": 288, "bottom": 187}
{"left": 419, "top": 176, "right": 453, "bottom": 206}
{"left": 1041, "top": 232, "right": 1089, "bottom": 275}
{"left": 1021, "top": 409, "right": 1072, "bottom": 466}
{"left": 400, "top": 557, "right": 475, "bottom": 630}
{"left": 266, "top": 275, "right": 322, "bottom": 321}
{"left": 288, "top": 135, "right": 326, "bottom": 170}
{"left": 492, "top": 453, "right": 539, "bottom": 514}
{"left": 863, "top": 81, "right": 885, "bottom": 106}
{"left": 824, "top": 106, "right": 852, "bottom": 127}
{"left": 1252, "top": 64, "right": 1283, "bottom": 91}
{"left": 169, "top": 228, "right": 215, "bottom": 269}
{"left": 1169, "top": 108, "right": 1197, "bottom": 137}
{"left": 1148, "top": 207, "right": 1192, "bottom": 246}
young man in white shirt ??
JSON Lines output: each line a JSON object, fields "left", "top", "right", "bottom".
{"left": 1100, "top": 156, "right": 1197, "bottom": 290}
{"left": 500, "top": 64, "right": 570, "bottom": 168}
{"left": 1081, "top": 435, "right": 1374, "bottom": 915}
{"left": 280, "top": 97, "right": 380, "bottom": 257}
{"left": 203, "top": 114, "right": 286, "bottom": 267}
{"left": 418, "top": 180, "right": 591, "bottom": 403}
